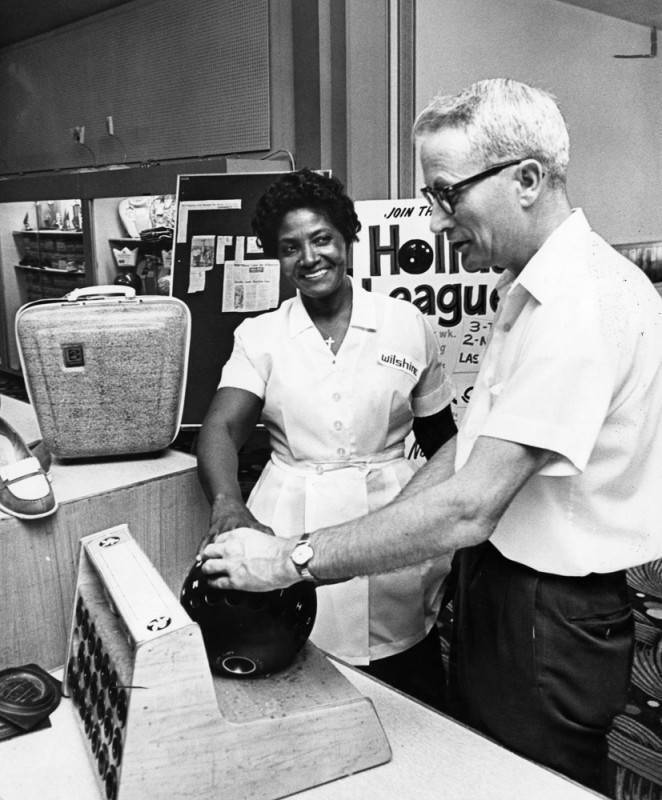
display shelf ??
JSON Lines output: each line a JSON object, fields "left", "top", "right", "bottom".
{"left": 14, "top": 263, "right": 87, "bottom": 301}
{"left": 12, "top": 204, "right": 86, "bottom": 282}
{"left": 13, "top": 212, "right": 87, "bottom": 302}
{"left": 108, "top": 236, "right": 140, "bottom": 244}
{"left": 13, "top": 230, "right": 83, "bottom": 236}
{"left": 1, "top": 201, "right": 92, "bottom": 372}
{"left": 14, "top": 264, "right": 84, "bottom": 274}
{"left": 108, "top": 236, "right": 172, "bottom": 253}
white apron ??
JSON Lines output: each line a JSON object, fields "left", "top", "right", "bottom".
{"left": 247, "top": 448, "right": 450, "bottom": 664}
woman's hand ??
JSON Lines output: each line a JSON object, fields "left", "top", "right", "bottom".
{"left": 198, "top": 494, "right": 274, "bottom": 556}
{"left": 210, "top": 493, "right": 274, "bottom": 537}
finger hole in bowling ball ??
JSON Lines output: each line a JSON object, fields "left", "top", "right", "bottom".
{"left": 218, "top": 656, "right": 257, "bottom": 675}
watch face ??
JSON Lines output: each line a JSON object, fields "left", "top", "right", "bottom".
{"left": 292, "top": 542, "right": 313, "bottom": 566}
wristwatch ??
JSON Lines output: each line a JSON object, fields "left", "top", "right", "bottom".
{"left": 290, "top": 533, "right": 315, "bottom": 580}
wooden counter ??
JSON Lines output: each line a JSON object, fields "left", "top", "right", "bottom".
{"left": 0, "top": 395, "right": 210, "bottom": 670}
{"left": 0, "top": 660, "right": 600, "bottom": 800}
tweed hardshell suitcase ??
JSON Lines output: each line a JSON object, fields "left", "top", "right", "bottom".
{"left": 15, "top": 285, "right": 191, "bottom": 460}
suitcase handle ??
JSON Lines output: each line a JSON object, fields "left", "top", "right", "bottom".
{"left": 65, "top": 285, "right": 137, "bottom": 302}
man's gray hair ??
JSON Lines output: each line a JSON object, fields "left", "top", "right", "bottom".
{"left": 413, "top": 78, "right": 570, "bottom": 187}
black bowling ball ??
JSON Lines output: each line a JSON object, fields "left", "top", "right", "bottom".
{"left": 180, "top": 560, "right": 316, "bottom": 678}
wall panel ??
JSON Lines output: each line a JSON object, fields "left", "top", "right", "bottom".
{"left": 0, "top": 0, "right": 270, "bottom": 175}
{"left": 414, "top": 0, "right": 662, "bottom": 244}
{"left": 345, "top": 0, "right": 390, "bottom": 200}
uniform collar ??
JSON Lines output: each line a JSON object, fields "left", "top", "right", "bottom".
{"left": 288, "top": 278, "right": 378, "bottom": 337}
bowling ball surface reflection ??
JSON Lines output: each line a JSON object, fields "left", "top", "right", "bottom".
{"left": 180, "top": 561, "right": 316, "bottom": 677}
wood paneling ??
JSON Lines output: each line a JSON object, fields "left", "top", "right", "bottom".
{"left": 0, "top": 396, "right": 209, "bottom": 670}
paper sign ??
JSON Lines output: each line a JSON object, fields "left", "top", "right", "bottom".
{"left": 176, "top": 199, "right": 242, "bottom": 243}
{"left": 221, "top": 260, "right": 280, "bottom": 312}
{"left": 353, "top": 199, "right": 502, "bottom": 424}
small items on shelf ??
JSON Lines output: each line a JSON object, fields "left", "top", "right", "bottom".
{"left": 15, "top": 265, "right": 86, "bottom": 301}
{"left": 113, "top": 265, "right": 142, "bottom": 294}
{"left": 110, "top": 239, "right": 140, "bottom": 269}
{"left": 13, "top": 200, "right": 86, "bottom": 284}
{"left": 13, "top": 229, "right": 85, "bottom": 273}
{"left": 12, "top": 201, "right": 87, "bottom": 302}
{"left": 35, "top": 200, "right": 82, "bottom": 232}
{"left": 108, "top": 226, "right": 173, "bottom": 296}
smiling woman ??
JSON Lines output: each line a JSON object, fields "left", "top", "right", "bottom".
{"left": 251, "top": 169, "right": 362, "bottom": 354}
{"left": 195, "top": 168, "right": 457, "bottom": 709}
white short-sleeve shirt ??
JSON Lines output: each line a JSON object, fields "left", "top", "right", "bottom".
{"left": 219, "top": 280, "right": 455, "bottom": 663}
{"left": 456, "top": 210, "right": 662, "bottom": 575}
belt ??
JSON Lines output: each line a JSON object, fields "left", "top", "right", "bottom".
{"left": 271, "top": 444, "right": 405, "bottom": 476}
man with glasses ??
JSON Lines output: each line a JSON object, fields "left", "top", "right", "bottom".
{"left": 199, "top": 78, "right": 662, "bottom": 795}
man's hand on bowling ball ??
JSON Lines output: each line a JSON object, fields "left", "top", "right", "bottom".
{"left": 200, "top": 527, "right": 299, "bottom": 592}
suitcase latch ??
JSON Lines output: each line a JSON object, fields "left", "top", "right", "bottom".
{"left": 62, "top": 344, "right": 85, "bottom": 368}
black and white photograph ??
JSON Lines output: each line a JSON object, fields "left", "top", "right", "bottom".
{"left": 0, "top": 2, "right": 661, "bottom": 799}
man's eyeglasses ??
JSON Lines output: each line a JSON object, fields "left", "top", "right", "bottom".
{"left": 420, "top": 158, "right": 526, "bottom": 215}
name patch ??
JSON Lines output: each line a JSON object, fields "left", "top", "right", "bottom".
{"left": 378, "top": 351, "right": 420, "bottom": 378}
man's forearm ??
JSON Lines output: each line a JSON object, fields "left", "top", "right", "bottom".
{"left": 309, "top": 472, "right": 476, "bottom": 580}
{"left": 400, "top": 434, "right": 457, "bottom": 498}
{"left": 306, "top": 436, "right": 459, "bottom": 579}
{"left": 306, "top": 436, "right": 544, "bottom": 582}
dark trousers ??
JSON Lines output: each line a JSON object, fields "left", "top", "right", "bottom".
{"left": 449, "top": 541, "right": 633, "bottom": 795}
{"left": 359, "top": 625, "right": 446, "bottom": 711}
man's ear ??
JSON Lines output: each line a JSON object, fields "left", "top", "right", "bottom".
{"left": 516, "top": 159, "right": 545, "bottom": 208}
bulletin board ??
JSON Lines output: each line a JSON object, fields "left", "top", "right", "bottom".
{"left": 171, "top": 172, "right": 296, "bottom": 427}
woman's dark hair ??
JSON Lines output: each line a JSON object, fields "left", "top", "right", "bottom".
{"left": 251, "top": 168, "right": 361, "bottom": 258}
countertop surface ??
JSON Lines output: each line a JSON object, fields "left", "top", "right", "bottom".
{"left": 0, "top": 660, "right": 601, "bottom": 800}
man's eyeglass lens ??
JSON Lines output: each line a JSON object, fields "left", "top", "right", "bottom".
{"left": 421, "top": 159, "right": 525, "bottom": 215}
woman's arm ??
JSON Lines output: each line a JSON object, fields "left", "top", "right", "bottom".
{"left": 197, "top": 386, "right": 272, "bottom": 544}
{"left": 412, "top": 403, "right": 457, "bottom": 459}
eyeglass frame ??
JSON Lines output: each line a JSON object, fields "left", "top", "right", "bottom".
{"left": 420, "top": 158, "right": 528, "bottom": 215}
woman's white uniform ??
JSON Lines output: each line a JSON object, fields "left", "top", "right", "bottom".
{"left": 219, "top": 280, "right": 454, "bottom": 664}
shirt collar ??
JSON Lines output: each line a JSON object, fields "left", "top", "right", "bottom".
{"left": 288, "top": 277, "right": 378, "bottom": 337}
{"left": 513, "top": 208, "right": 592, "bottom": 305}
